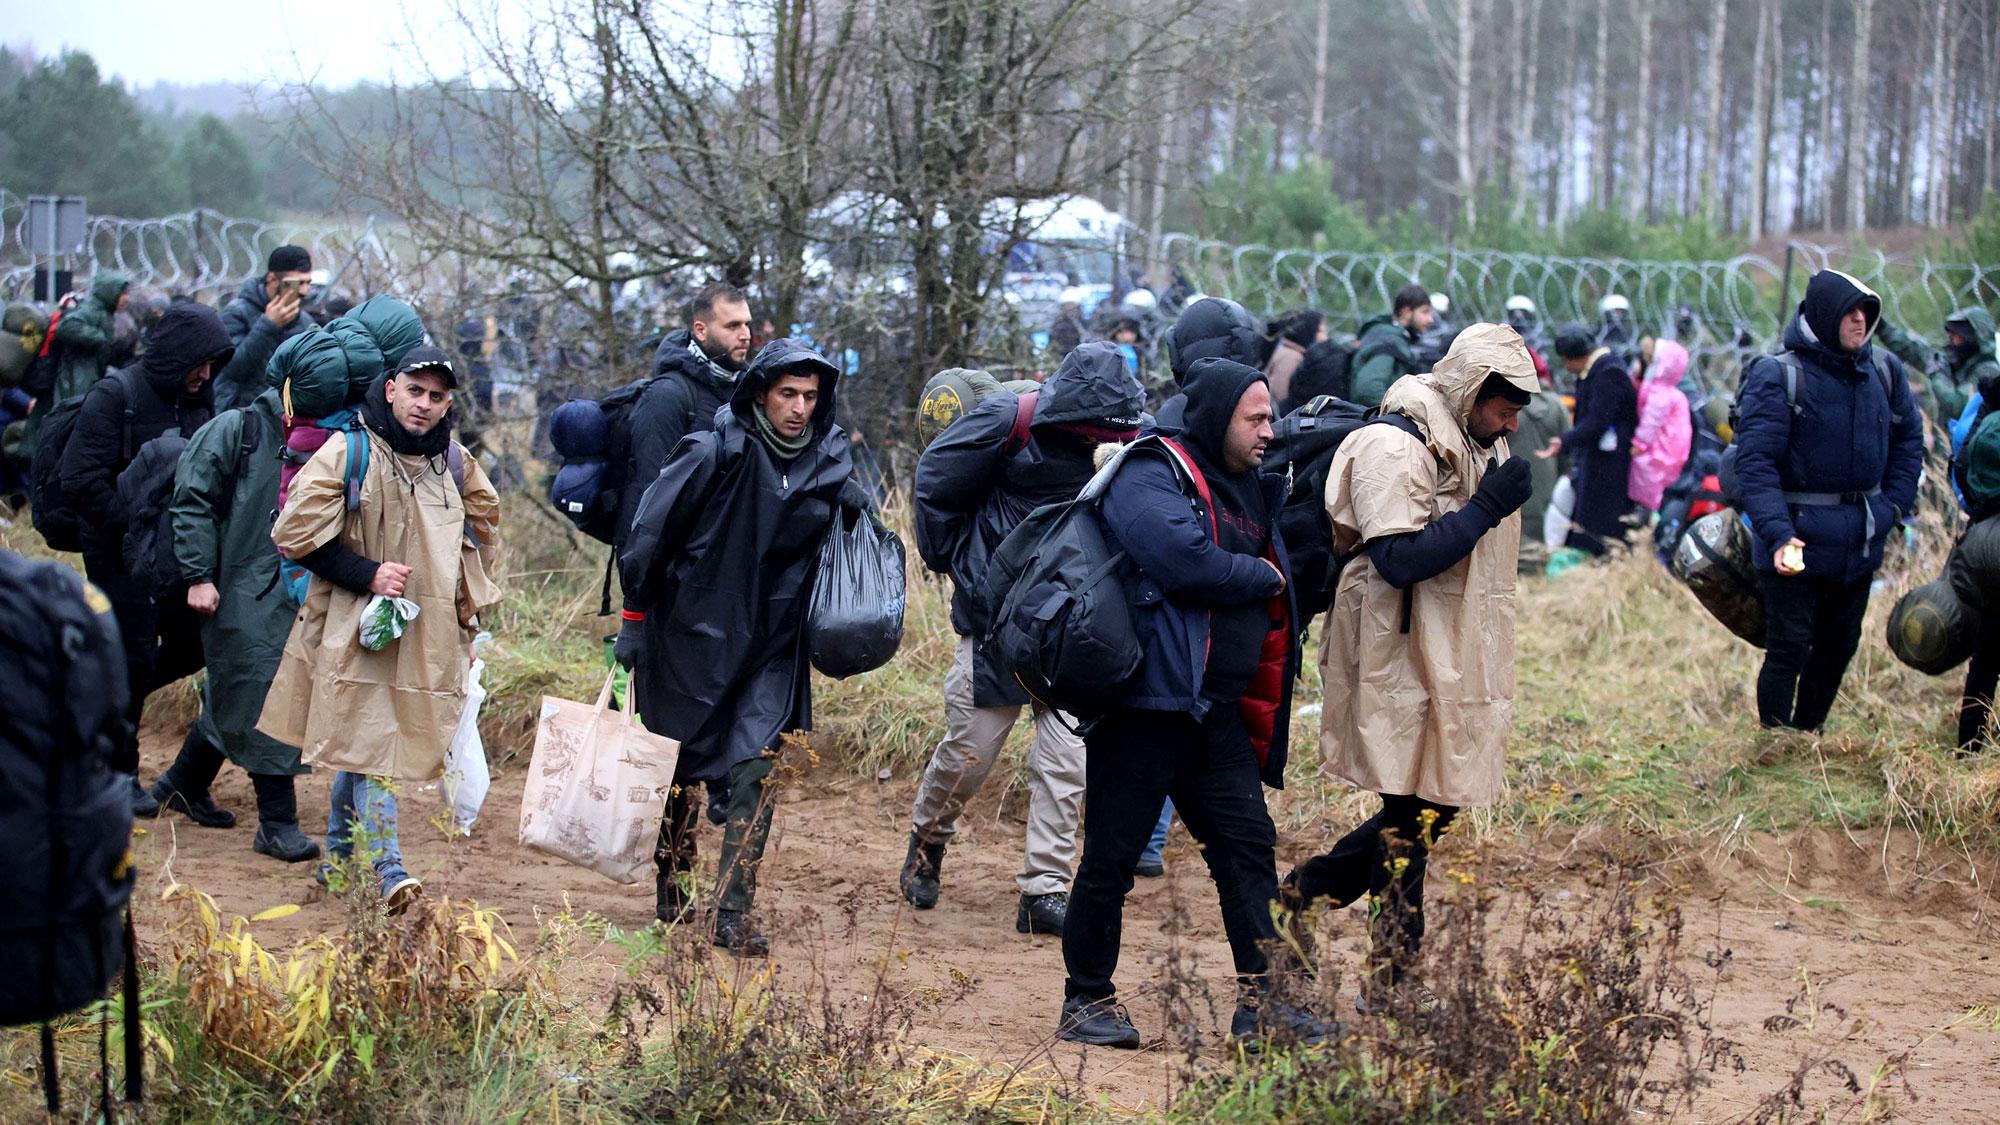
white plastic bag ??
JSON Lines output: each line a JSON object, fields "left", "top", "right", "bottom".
{"left": 359, "top": 595, "right": 420, "bottom": 651}
{"left": 519, "top": 671, "right": 681, "bottom": 883}
{"left": 441, "top": 637, "right": 492, "bottom": 834}
{"left": 1543, "top": 475, "right": 1575, "bottom": 550}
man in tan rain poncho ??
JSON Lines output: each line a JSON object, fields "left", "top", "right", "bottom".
{"left": 1284, "top": 323, "right": 1538, "bottom": 1009}
{"left": 259, "top": 347, "right": 501, "bottom": 911}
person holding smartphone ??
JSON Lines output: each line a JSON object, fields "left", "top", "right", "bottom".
{"left": 216, "top": 246, "right": 319, "bottom": 410}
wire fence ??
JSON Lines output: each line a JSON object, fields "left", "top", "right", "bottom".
{"left": 6, "top": 188, "right": 1995, "bottom": 417}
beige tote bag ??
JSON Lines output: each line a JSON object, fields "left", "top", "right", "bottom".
{"left": 519, "top": 672, "right": 681, "bottom": 883}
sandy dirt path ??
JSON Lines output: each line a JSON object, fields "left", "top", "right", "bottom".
{"left": 130, "top": 730, "right": 2000, "bottom": 1120}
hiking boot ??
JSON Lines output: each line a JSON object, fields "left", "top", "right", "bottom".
{"left": 899, "top": 833, "right": 946, "bottom": 910}
{"left": 1230, "top": 999, "right": 1340, "bottom": 1050}
{"left": 151, "top": 780, "right": 237, "bottom": 828}
{"left": 1016, "top": 891, "right": 1068, "bottom": 935}
{"left": 130, "top": 776, "right": 159, "bottom": 818}
{"left": 655, "top": 870, "right": 695, "bottom": 925}
{"left": 1134, "top": 859, "right": 1165, "bottom": 878}
{"left": 253, "top": 822, "right": 323, "bottom": 864}
{"left": 381, "top": 869, "right": 423, "bottom": 915}
{"left": 712, "top": 909, "right": 770, "bottom": 956}
{"left": 1057, "top": 996, "right": 1142, "bottom": 1048}
{"left": 249, "top": 774, "right": 319, "bottom": 862}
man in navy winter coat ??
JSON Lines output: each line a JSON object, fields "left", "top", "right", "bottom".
{"left": 1056, "top": 358, "right": 1330, "bottom": 1051}
{"left": 1734, "top": 270, "right": 1923, "bottom": 731}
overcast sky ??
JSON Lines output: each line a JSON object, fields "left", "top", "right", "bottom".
{"left": 7, "top": 0, "right": 498, "bottom": 89}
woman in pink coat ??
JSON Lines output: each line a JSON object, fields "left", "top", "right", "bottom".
{"left": 1628, "top": 338, "right": 1693, "bottom": 511}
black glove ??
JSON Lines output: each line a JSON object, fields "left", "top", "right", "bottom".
{"left": 613, "top": 616, "right": 647, "bottom": 671}
{"left": 1469, "top": 456, "right": 1533, "bottom": 521}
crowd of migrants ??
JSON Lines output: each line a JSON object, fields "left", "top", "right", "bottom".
{"left": 3, "top": 237, "right": 1997, "bottom": 1057}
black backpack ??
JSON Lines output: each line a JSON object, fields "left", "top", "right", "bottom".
{"left": 30, "top": 368, "right": 143, "bottom": 554}
{"left": 1283, "top": 338, "right": 1358, "bottom": 413}
{"left": 1268, "top": 398, "right": 1418, "bottom": 623}
{"left": 547, "top": 376, "right": 665, "bottom": 545}
{"left": 983, "top": 435, "right": 1208, "bottom": 719}
{"left": 0, "top": 548, "right": 140, "bottom": 1113}
{"left": 116, "top": 415, "right": 261, "bottom": 601}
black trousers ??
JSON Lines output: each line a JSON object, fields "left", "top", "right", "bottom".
{"left": 656, "top": 754, "right": 776, "bottom": 914}
{"left": 83, "top": 553, "right": 205, "bottom": 774}
{"left": 1756, "top": 571, "right": 1872, "bottom": 732}
{"left": 1062, "top": 705, "right": 1281, "bottom": 1003}
{"left": 1959, "top": 629, "right": 2000, "bottom": 751}
{"left": 1287, "top": 793, "right": 1459, "bottom": 972}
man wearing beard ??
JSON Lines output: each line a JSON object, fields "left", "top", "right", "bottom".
{"left": 1286, "top": 324, "right": 1537, "bottom": 1011}
{"left": 1058, "top": 358, "right": 1331, "bottom": 1051}
{"left": 621, "top": 283, "right": 755, "bottom": 538}
{"left": 259, "top": 347, "right": 502, "bottom": 912}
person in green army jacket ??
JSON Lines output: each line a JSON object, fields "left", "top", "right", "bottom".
{"left": 1878, "top": 306, "right": 2000, "bottom": 427}
{"left": 50, "top": 273, "right": 132, "bottom": 405}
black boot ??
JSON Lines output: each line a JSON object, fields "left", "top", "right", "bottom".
{"left": 1016, "top": 891, "right": 1068, "bottom": 935}
{"left": 712, "top": 909, "right": 769, "bottom": 956}
{"left": 899, "top": 833, "right": 946, "bottom": 910}
{"left": 150, "top": 730, "right": 236, "bottom": 829}
{"left": 250, "top": 774, "right": 322, "bottom": 863}
{"left": 656, "top": 869, "right": 695, "bottom": 925}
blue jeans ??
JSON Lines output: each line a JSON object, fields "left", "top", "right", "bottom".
{"left": 328, "top": 772, "right": 405, "bottom": 880}
{"left": 1139, "top": 799, "right": 1174, "bottom": 867}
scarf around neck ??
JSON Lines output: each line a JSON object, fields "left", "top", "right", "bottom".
{"left": 752, "top": 403, "right": 814, "bottom": 460}
{"left": 361, "top": 375, "right": 455, "bottom": 459}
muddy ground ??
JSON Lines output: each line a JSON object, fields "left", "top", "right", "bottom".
{"left": 130, "top": 729, "right": 2000, "bottom": 1121}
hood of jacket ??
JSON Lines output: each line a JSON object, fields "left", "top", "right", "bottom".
{"left": 1382, "top": 322, "right": 1537, "bottom": 462}
{"left": 655, "top": 327, "right": 740, "bottom": 389}
{"left": 1356, "top": 312, "right": 1412, "bottom": 346}
{"left": 91, "top": 272, "right": 132, "bottom": 312}
{"left": 1945, "top": 306, "right": 1998, "bottom": 372}
{"left": 1177, "top": 357, "right": 1268, "bottom": 471}
{"left": 1169, "top": 296, "right": 1267, "bottom": 384}
{"left": 329, "top": 296, "right": 426, "bottom": 371}
{"left": 729, "top": 336, "right": 840, "bottom": 436}
{"left": 231, "top": 275, "right": 270, "bottom": 314}
{"left": 1645, "top": 338, "right": 1691, "bottom": 388}
{"left": 1784, "top": 270, "right": 1882, "bottom": 370}
{"left": 139, "top": 302, "right": 233, "bottom": 401}
{"left": 1034, "top": 340, "right": 1146, "bottom": 429}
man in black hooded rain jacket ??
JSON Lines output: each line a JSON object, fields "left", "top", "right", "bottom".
{"left": 616, "top": 338, "right": 860, "bottom": 954}
{"left": 1734, "top": 270, "right": 1923, "bottom": 732}
{"left": 902, "top": 342, "right": 1145, "bottom": 936}
{"left": 60, "top": 303, "right": 232, "bottom": 819}
{"left": 1058, "top": 358, "right": 1331, "bottom": 1051}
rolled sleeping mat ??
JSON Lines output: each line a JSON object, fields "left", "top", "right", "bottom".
{"left": 1888, "top": 578, "right": 1979, "bottom": 676}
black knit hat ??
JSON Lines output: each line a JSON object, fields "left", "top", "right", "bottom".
{"left": 1553, "top": 323, "right": 1595, "bottom": 359}
{"left": 267, "top": 245, "right": 312, "bottom": 274}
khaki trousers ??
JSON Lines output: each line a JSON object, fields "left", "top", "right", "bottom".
{"left": 910, "top": 637, "right": 1085, "bottom": 896}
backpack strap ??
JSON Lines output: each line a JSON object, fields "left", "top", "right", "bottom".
{"left": 113, "top": 368, "right": 144, "bottom": 462}
{"left": 1004, "top": 391, "right": 1038, "bottom": 457}
{"left": 341, "top": 428, "right": 369, "bottom": 512}
{"left": 1151, "top": 436, "right": 1219, "bottom": 542}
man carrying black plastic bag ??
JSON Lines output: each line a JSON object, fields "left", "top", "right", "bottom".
{"left": 616, "top": 339, "right": 865, "bottom": 953}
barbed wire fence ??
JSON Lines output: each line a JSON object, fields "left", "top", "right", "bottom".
{"left": 7, "top": 188, "right": 1996, "bottom": 418}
